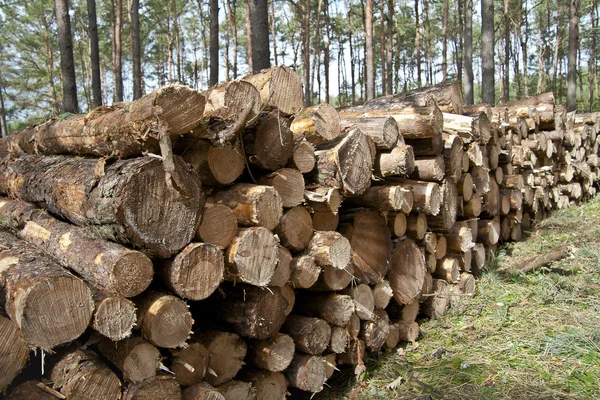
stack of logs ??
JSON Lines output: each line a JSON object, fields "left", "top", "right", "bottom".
{"left": 0, "top": 67, "right": 598, "bottom": 400}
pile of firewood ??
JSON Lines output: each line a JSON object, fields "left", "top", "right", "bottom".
{"left": 0, "top": 67, "right": 598, "bottom": 400}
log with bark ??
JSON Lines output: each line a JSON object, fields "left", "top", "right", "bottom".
{"left": 422, "top": 279, "right": 450, "bottom": 319}
{"left": 340, "top": 115, "right": 400, "bottom": 150}
{"left": 243, "top": 66, "right": 304, "bottom": 115}
{"left": 196, "top": 203, "right": 238, "bottom": 249}
{"left": 0, "top": 230, "right": 94, "bottom": 350}
{"left": 0, "top": 154, "right": 204, "bottom": 258}
{"left": 258, "top": 168, "right": 305, "bottom": 208}
{"left": 365, "top": 81, "right": 464, "bottom": 114}
{"left": 225, "top": 227, "right": 279, "bottom": 286}
{"left": 270, "top": 246, "right": 292, "bottom": 287}
{"left": 410, "top": 156, "right": 446, "bottom": 181}
{"left": 216, "top": 380, "right": 255, "bottom": 400}
{"left": 243, "top": 112, "right": 294, "bottom": 171}
{"left": 237, "top": 369, "right": 287, "bottom": 400}
{"left": 213, "top": 184, "right": 283, "bottom": 231}
{"left": 0, "top": 84, "right": 206, "bottom": 158}
{"left": 281, "top": 314, "right": 332, "bottom": 355}
{"left": 384, "top": 179, "right": 442, "bottom": 215}
{"left": 0, "top": 198, "right": 153, "bottom": 297}
{"left": 275, "top": 206, "right": 313, "bottom": 251}
{"left": 289, "top": 255, "right": 321, "bottom": 289}
{"left": 375, "top": 144, "right": 416, "bottom": 177}
{"left": 291, "top": 140, "right": 316, "bottom": 173}
{"left": 285, "top": 354, "right": 326, "bottom": 393}
{"left": 182, "top": 382, "right": 225, "bottom": 400}
{"left": 388, "top": 238, "right": 426, "bottom": 305}
{"left": 202, "top": 80, "right": 262, "bottom": 123}
{"left": 295, "top": 292, "right": 355, "bottom": 326}
{"left": 122, "top": 374, "right": 181, "bottom": 400}
{"left": 342, "top": 284, "right": 376, "bottom": 320}
{"left": 344, "top": 185, "right": 410, "bottom": 211}
{"left": 194, "top": 328, "right": 247, "bottom": 387}
{"left": 360, "top": 309, "right": 390, "bottom": 352}
{"left": 247, "top": 332, "right": 295, "bottom": 372}
{"left": 179, "top": 139, "right": 246, "bottom": 186}
{"left": 291, "top": 103, "right": 341, "bottom": 144}
{"left": 427, "top": 179, "right": 458, "bottom": 232}
{"left": 8, "top": 381, "right": 64, "bottom": 400}
{"left": 96, "top": 336, "right": 161, "bottom": 383}
{"left": 442, "top": 112, "right": 491, "bottom": 144}
{"left": 91, "top": 289, "right": 137, "bottom": 341}
{"left": 307, "top": 230, "right": 352, "bottom": 270}
{"left": 170, "top": 341, "right": 210, "bottom": 387}
{"left": 0, "top": 310, "right": 28, "bottom": 392}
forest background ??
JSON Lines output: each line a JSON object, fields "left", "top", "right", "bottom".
{"left": 0, "top": 0, "right": 597, "bottom": 135}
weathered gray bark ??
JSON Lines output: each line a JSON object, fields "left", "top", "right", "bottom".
{"left": 464, "top": 0, "right": 474, "bottom": 104}
{"left": 55, "top": 0, "right": 79, "bottom": 113}
{"left": 567, "top": 0, "right": 579, "bottom": 111}
{"left": 251, "top": 0, "right": 271, "bottom": 73}
{"left": 210, "top": 0, "right": 219, "bottom": 85}
{"left": 481, "top": 0, "right": 495, "bottom": 105}
{"left": 88, "top": 0, "right": 102, "bottom": 107}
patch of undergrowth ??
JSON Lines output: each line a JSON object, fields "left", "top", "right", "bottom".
{"left": 314, "top": 196, "right": 600, "bottom": 400}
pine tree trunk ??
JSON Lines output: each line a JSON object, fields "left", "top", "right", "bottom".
{"left": 442, "top": 0, "right": 448, "bottom": 80}
{"left": 464, "top": 0, "right": 474, "bottom": 104}
{"left": 415, "top": 0, "right": 422, "bottom": 86}
{"left": 210, "top": 0, "right": 219, "bottom": 85}
{"left": 87, "top": 0, "right": 102, "bottom": 107}
{"left": 567, "top": 0, "right": 579, "bottom": 111}
{"left": 365, "top": 0, "right": 374, "bottom": 100}
{"left": 55, "top": 0, "right": 79, "bottom": 112}
{"left": 112, "top": 0, "right": 123, "bottom": 102}
{"left": 386, "top": 0, "right": 393, "bottom": 95}
{"left": 481, "top": 0, "right": 494, "bottom": 105}
{"left": 503, "top": 0, "right": 510, "bottom": 102}
{"left": 0, "top": 76, "right": 8, "bottom": 137}
{"left": 130, "top": 0, "right": 142, "bottom": 99}
{"left": 303, "top": 0, "right": 311, "bottom": 106}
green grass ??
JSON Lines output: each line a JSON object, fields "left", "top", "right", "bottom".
{"left": 316, "top": 196, "right": 600, "bottom": 400}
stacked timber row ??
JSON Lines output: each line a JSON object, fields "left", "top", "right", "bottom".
{"left": 1, "top": 69, "right": 599, "bottom": 399}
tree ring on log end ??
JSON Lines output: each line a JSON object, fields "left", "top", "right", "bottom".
{"left": 111, "top": 252, "right": 154, "bottom": 297}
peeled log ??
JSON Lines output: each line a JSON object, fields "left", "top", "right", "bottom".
{"left": 340, "top": 115, "right": 400, "bottom": 150}
{"left": 339, "top": 210, "right": 392, "bottom": 284}
{"left": 215, "top": 284, "right": 289, "bottom": 339}
{"left": 282, "top": 314, "right": 331, "bottom": 355}
{"left": 196, "top": 203, "right": 238, "bottom": 249}
{"left": 376, "top": 144, "right": 416, "bottom": 177}
{"left": 195, "top": 328, "right": 247, "bottom": 387}
{"left": 247, "top": 332, "right": 295, "bottom": 372}
{"left": 243, "top": 66, "right": 304, "bottom": 116}
{"left": 213, "top": 184, "right": 283, "bottom": 231}
{"left": 286, "top": 354, "right": 326, "bottom": 393}
{"left": 0, "top": 312, "right": 28, "bottom": 392}
{"left": 96, "top": 337, "right": 161, "bottom": 383}
{"left": 275, "top": 206, "right": 313, "bottom": 251}
{"left": 307, "top": 230, "right": 352, "bottom": 270}
{"left": 244, "top": 112, "right": 294, "bottom": 171}
{"left": 225, "top": 227, "right": 279, "bottom": 287}
{"left": 311, "top": 127, "right": 374, "bottom": 196}
{"left": 0, "top": 230, "right": 94, "bottom": 350}
{"left": 0, "top": 198, "right": 153, "bottom": 297}
{"left": 258, "top": 168, "right": 305, "bottom": 208}
{"left": 0, "top": 154, "right": 204, "bottom": 258}
{"left": 295, "top": 292, "right": 355, "bottom": 326}
{"left": 291, "top": 103, "right": 341, "bottom": 144}
{"left": 365, "top": 81, "right": 464, "bottom": 114}
{"left": 122, "top": 374, "right": 181, "bottom": 400}
{"left": 49, "top": 347, "right": 121, "bottom": 400}
{"left": 388, "top": 238, "right": 426, "bottom": 305}
{"left": 135, "top": 291, "right": 193, "bottom": 349}
{"left": 163, "top": 242, "right": 224, "bottom": 301}
{"left": 442, "top": 112, "right": 491, "bottom": 144}
{"left": 0, "top": 84, "right": 206, "bottom": 158}
{"left": 170, "top": 341, "right": 210, "bottom": 386}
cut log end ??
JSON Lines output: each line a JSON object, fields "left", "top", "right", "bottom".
{"left": 0, "top": 314, "right": 28, "bottom": 392}
{"left": 226, "top": 227, "right": 279, "bottom": 287}
{"left": 138, "top": 292, "right": 194, "bottom": 349}
{"left": 93, "top": 296, "right": 137, "bottom": 341}
{"left": 197, "top": 204, "right": 238, "bottom": 249}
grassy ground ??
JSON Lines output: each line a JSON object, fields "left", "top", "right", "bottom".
{"left": 316, "top": 197, "right": 600, "bottom": 400}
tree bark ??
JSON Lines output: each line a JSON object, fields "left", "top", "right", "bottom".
{"left": 250, "top": 0, "right": 271, "bottom": 73}
{"left": 87, "top": 0, "right": 102, "bottom": 107}
{"left": 122, "top": 375, "right": 180, "bottom": 400}
{"left": 247, "top": 333, "right": 295, "bottom": 372}
{"left": 131, "top": 0, "right": 142, "bottom": 99}
{"left": 303, "top": 0, "right": 311, "bottom": 106}
{"left": 55, "top": 0, "right": 79, "bottom": 112}
{"left": 210, "top": 0, "right": 219, "bottom": 85}
{"left": 415, "top": 0, "right": 422, "bottom": 86}
{"left": 96, "top": 337, "right": 161, "bottom": 383}
{"left": 481, "top": 0, "right": 495, "bottom": 105}
{"left": 194, "top": 328, "right": 247, "bottom": 386}
{"left": 112, "top": 0, "right": 123, "bottom": 102}
{"left": 567, "top": 0, "right": 579, "bottom": 111}
{"left": 365, "top": 0, "right": 374, "bottom": 100}
{"left": 464, "top": 0, "right": 474, "bottom": 104}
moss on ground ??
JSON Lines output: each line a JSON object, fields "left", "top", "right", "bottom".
{"left": 313, "top": 196, "right": 600, "bottom": 400}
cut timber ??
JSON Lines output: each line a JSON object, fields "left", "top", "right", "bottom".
{"left": 444, "top": 225, "right": 473, "bottom": 253}
{"left": 422, "top": 279, "right": 451, "bottom": 319}
{"left": 8, "top": 381, "right": 63, "bottom": 400}
{"left": 291, "top": 140, "right": 316, "bottom": 173}
{"left": 163, "top": 242, "right": 224, "bottom": 300}
{"left": 225, "top": 227, "right": 279, "bottom": 286}
{"left": 360, "top": 309, "right": 390, "bottom": 352}
{"left": 135, "top": 291, "right": 193, "bottom": 348}
{"left": 195, "top": 328, "right": 247, "bottom": 386}
{"left": 244, "top": 111, "right": 294, "bottom": 171}
{"left": 202, "top": 80, "right": 262, "bottom": 122}
{"left": 365, "top": 81, "right": 464, "bottom": 114}
{"left": 295, "top": 292, "right": 355, "bottom": 326}
{"left": 373, "top": 280, "right": 394, "bottom": 309}
{"left": 338, "top": 210, "right": 392, "bottom": 284}
{"left": 122, "top": 374, "right": 181, "bottom": 400}
{"left": 243, "top": 66, "right": 304, "bottom": 115}
{"left": 275, "top": 206, "right": 313, "bottom": 251}
{"left": 502, "top": 92, "right": 556, "bottom": 130}
{"left": 397, "top": 321, "right": 420, "bottom": 342}
{"left": 340, "top": 115, "right": 400, "bottom": 150}
{"left": 290, "top": 255, "right": 321, "bottom": 289}
{"left": 506, "top": 246, "right": 569, "bottom": 274}
{"left": 420, "top": 232, "right": 438, "bottom": 254}
{"left": 459, "top": 272, "right": 477, "bottom": 295}
{"left": 237, "top": 369, "right": 287, "bottom": 400}
{"left": 477, "top": 219, "right": 500, "bottom": 245}
{"left": 307, "top": 230, "right": 352, "bottom": 270}
{"left": 247, "top": 332, "right": 295, "bottom": 372}
{"left": 436, "top": 235, "right": 448, "bottom": 260}
{"left": 427, "top": 179, "right": 458, "bottom": 232}
{"left": 305, "top": 187, "right": 342, "bottom": 213}
{"left": 458, "top": 173, "right": 474, "bottom": 201}
{"left": 376, "top": 144, "right": 416, "bottom": 177}
{"left": 0, "top": 155, "right": 204, "bottom": 258}
{"left": 406, "top": 213, "right": 427, "bottom": 240}
{"left": 291, "top": 103, "right": 341, "bottom": 144}
{"left": 49, "top": 348, "right": 121, "bottom": 400}
{"left": 213, "top": 184, "right": 283, "bottom": 231}
{"left": 406, "top": 135, "right": 443, "bottom": 156}
{"left": 0, "top": 84, "right": 206, "bottom": 158}
{"left": 471, "top": 243, "right": 486, "bottom": 274}
{"left": 196, "top": 203, "right": 238, "bottom": 249}
{"left": 96, "top": 337, "right": 161, "bottom": 383}
{"left": 443, "top": 135, "right": 465, "bottom": 181}
{"left": 338, "top": 104, "right": 443, "bottom": 139}
{"left": 258, "top": 168, "right": 305, "bottom": 208}
{"left": 337, "top": 339, "right": 366, "bottom": 367}
{"left": 410, "top": 156, "right": 446, "bottom": 181}
{"left": 183, "top": 382, "right": 225, "bottom": 400}
{"left": 387, "top": 212, "right": 407, "bottom": 237}
{"left": 344, "top": 185, "right": 409, "bottom": 211}
{"left": 386, "top": 324, "right": 400, "bottom": 349}
{"left": 310, "top": 263, "right": 354, "bottom": 291}
{"left": 281, "top": 314, "right": 332, "bottom": 355}
{"left": 180, "top": 140, "right": 245, "bottom": 186}
{"left": 442, "top": 112, "right": 491, "bottom": 143}
{"left": 311, "top": 127, "right": 374, "bottom": 196}
{"left": 388, "top": 238, "right": 426, "bottom": 305}
{"left": 463, "top": 195, "right": 482, "bottom": 218}
{"left": 280, "top": 284, "right": 296, "bottom": 316}
{"left": 215, "top": 284, "right": 288, "bottom": 339}
{"left": 92, "top": 290, "right": 137, "bottom": 341}
{"left": 216, "top": 380, "right": 255, "bottom": 400}
{"left": 481, "top": 178, "right": 500, "bottom": 217}
{"left": 342, "top": 284, "right": 375, "bottom": 320}
{"left": 286, "top": 354, "right": 326, "bottom": 393}
{"left": 0, "top": 312, "right": 28, "bottom": 392}
{"left": 270, "top": 246, "right": 292, "bottom": 287}
{"left": 0, "top": 230, "right": 94, "bottom": 350}
{"left": 464, "top": 103, "right": 492, "bottom": 120}
{"left": 386, "top": 179, "right": 442, "bottom": 215}
{"left": 170, "top": 341, "right": 210, "bottom": 386}
{"left": 330, "top": 326, "right": 350, "bottom": 353}
{"left": 0, "top": 198, "right": 153, "bottom": 297}
{"left": 433, "top": 257, "right": 460, "bottom": 283}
